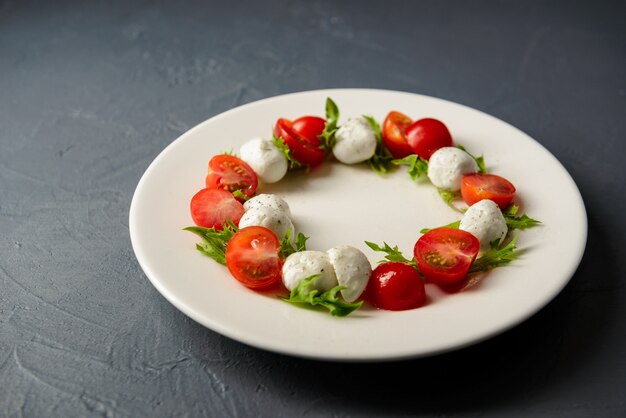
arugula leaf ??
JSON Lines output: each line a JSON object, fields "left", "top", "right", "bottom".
{"left": 223, "top": 149, "right": 237, "bottom": 157}
{"left": 456, "top": 145, "right": 486, "bottom": 174}
{"left": 365, "top": 241, "right": 417, "bottom": 268}
{"left": 319, "top": 97, "right": 339, "bottom": 151}
{"left": 469, "top": 234, "right": 521, "bottom": 273}
{"left": 364, "top": 115, "right": 394, "bottom": 176}
{"left": 502, "top": 204, "right": 542, "bottom": 230}
{"left": 272, "top": 134, "right": 305, "bottom": 171}
{"left": 392, "top": 154, "right": 429, "bottom": 181}
{"left": 280, "top": 275, "right": 363, "bottom": 317}
{"left": 184, "top": 222, "right": 239, "bottom": 265}
{"left": 279, "top": 229, "right": 309, "bottom": 258}
{"left": 232, "top": 190, "right": 250, "bottom": 201}
{"left": 419, "top": 220, "right": 461, "bottom": 234}
{"left": 438, "top": 188, "right": 464, "bottom": 213}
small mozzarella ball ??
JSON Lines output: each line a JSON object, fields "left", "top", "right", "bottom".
{"left": 282, "top": 251, "right": 338, "bottom": 292}
{"left": 332, "top": 117, "right": 377, "bottom": 164}
{"left": 239, "top": 137, "right": 288, "bottom": 183}
{"left": 238, "top": 207, "right": 295, "bottom": 241}
{"left": 327, "top": 245, "right": 372, "bottom": 303}
{"left": 460, "top": 199, "right": 508, "bottom": 250}
{"left": 427, "top": 147, "right": 478, "bottom": 191}
{"left": 243, "top": 194, "right": 291, "bottom": 218}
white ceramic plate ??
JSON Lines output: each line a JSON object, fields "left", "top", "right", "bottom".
{"left": 129, "top": 89, "right": 587, "bottom": 361}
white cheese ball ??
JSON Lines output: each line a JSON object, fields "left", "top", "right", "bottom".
{"left": 427, "top": 147, "right": 478, "bottom": 191}
{"left": 327, "top": 245, "right": 372, "bottom": 303}
{"left": 332, "top": 117, "right": 377, "bottom": 164}
{"left": 282, "top": 251, "right": 338, "bottom": 292}
{"left": 243, "top": 194, "right": 291, "bottom": 218}
{"left": 460, "top": 199, "right": 508, "bottom": 251}
{"left": 239, "top": 137, "right": 288, "bottom": 183}
{"left": 238, "top": 206, "right": 295, "bottom": 242}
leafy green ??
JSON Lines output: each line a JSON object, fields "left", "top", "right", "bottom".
{"left": 280, "top": 275, "right": 363, "bottom": 317}
{"left": 319, "top": 97, "right": 339, "bottom": 151}
{"left": 279, "top": 229, "right": 309, "bottom": 258}
{"left": 419, "top": 220, "right": 461, "bottom": 234}
{"left": 392, "top": 154, "right": 429, "bottom": 181}
{"left": 502, "top": 204, "right": 542, "bottom": 230}
{"left": 232, "top": 190, "right": 250, "bottom": 201}
{"left": 364, "top": 115, "right": 394, "bottom": 176}
{"left": 364, "top": 241, "right": 417, "bottom": 268}
{"left": 438, "top": 188, "right": 464, "bottom": 213}
{"left": 469, "top": 234, "right": 521, "bottom": 273}
{"left": 184, "top": 222, "right": 239, "bottom": 265}
{"left": 456, "top": 145, "right": 486, "bottom": 174}
{"left": 272, "top": 134, "right": 305, "bottom": 171}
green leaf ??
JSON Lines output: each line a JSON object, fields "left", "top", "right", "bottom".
{"left": 319, "top": 97, "right": 340, "bottom": 151}
{"left": 469, "top": 234, "right": 521, "bottom": 274}
{"left": 279, "top": 229, "right": 309, "bottom": 258}
{"left": 502, "top": 204, "right": 542, "bottom": 230}
{"left": 419, "top": 220, "right": 461, "bottom": 234}
{"left": 438, "top": 188, "right": 464, "bottom": 213}
{"left": 365, "top": 241, "right": 417, "bottom": 268}
{"left": 392, "top": 154, "right": 429, "bottom": 181}
{"left": 280, "top": 275, "right": 363, "bottom": 317}
{"left": 232, "top": 189, "right": 250, "bottom": 201}
{"left": 272, "top": 134, "right": 305, "bottom": 171}
{"left": 184, "top": 222, "right": 239, "bottom": 265}
{"left": 456, "top": 144, "right": 487, "bottom": 174}
{"left": 364, "top": 115, "right": 394, "bottom": 176}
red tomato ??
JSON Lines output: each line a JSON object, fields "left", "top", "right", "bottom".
{"left": 205, "top": 154, "right": 258, "bottom": 199}
{"left": 461, "top": 173, "right": 516, "bottom": 209}
{"left": 413, "top": 228, "right": 479, "bottom": 286}
{"left": 405, "top": 118, "right": 453, "bottom": 160}
{"left": 367, "top": 262, "right": 426, "bottom": 311}
{"left": 274, "top": 118, "right": 325, "bottom": 167}
{"left": 292, "top": 116, "right": 326, "bottom": 142}
{"left": 190, "top": 188, "right": 245, "bottom": 229}
{"left": 382, "top": 111, "right": 414, "bottom": 159}
{"left": 225, "top": 226, "right": 283, "bottom": 290}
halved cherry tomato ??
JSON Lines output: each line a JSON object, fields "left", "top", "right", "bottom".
{"left": 367, "top": 262, "right": 426, "bottom": 311}
{"left": 292, "top": 116, "right": 326, "bottom": 142}
{"left": 382, "top": 111, "right": 414, "bottom": 159}
{"left": 205, "top": 154, "right": 258, "bottom": 199}
{"left": 461, "top": 173, "right": 516, "bottom": 209}
{"left": 274, "top": 118, "right": 325, "bottom": 167}
{"left": 190, "top": 188, "right": 244, "bottom": 230}
{"left": 405, "top": 118, "right": 453, "bottom": 160}
{"left": 414, "top": 228, "right": 479, "bottom": 286}
{"left": 225, "top": 226, "right": 283, "bottom": 290}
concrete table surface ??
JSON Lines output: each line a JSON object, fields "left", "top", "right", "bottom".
{"left": 1, "top": 0, "right": 625, "bottom": 416}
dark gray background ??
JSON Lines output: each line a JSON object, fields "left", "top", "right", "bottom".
{"left": 1, "top": 0, "right": 625, "bottom": 416}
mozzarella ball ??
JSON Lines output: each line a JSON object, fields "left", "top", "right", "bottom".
{"left": 239, "top": 137, "right": 288, "bottom": 183}
{"left": 332, "top": 117, "right": 377, "bottom": 164}
{"left": 460, "top": 199, "right": 508, "bottom": 250}
{"left": 243, "top": 194, "right": 291, "bottom": 217}
{"left": 238, "top": 206, "right": 295, "bottom": 242}
{"left": 282, "top": 251, "right": 338, "bottom": 292}
{"left": 427, "top": 147, "right": 478, "bottom": 191}
{"left": 327, "top": 245, "right": 372, "bottom": 302}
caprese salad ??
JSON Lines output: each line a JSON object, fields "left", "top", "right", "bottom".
{"left": 185, "top": 98, "right": 540, "bottom": 316}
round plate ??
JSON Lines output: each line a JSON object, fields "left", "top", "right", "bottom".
{"left": 129, "top": 89, "right": 587, "bottom": 361}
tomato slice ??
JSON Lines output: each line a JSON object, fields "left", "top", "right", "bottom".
{"left": 225, "top": 226, "right": 283, "bottom": 290}
{"left": 190, "top": 188, "right": 245, "bottom": 230}
{"left": 413, "top": 228, "right": 479, "bottom": 286}
{"left": 367, "top": 262, "right": 425, "bottom": 311}
{"left": 461, "top": 173, "right": 516, "bottom": 209}
{"left": 205, "top": 154, "right": 258, "bottom": 199}
{"left": 382, "top": 111, "right": 414, "bottom": 159}
{"left": 405, "top": 118, "right": 453, "bottom": 160}
{"left": 274, "top": 118, "right": 325, "bottom": 167}
{"left": 292, "top": 116, "right": 326, "bottom": 142}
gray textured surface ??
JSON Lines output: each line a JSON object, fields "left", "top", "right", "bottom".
{"left": 1, "top": 0, "right": 625, "bottom": 416}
